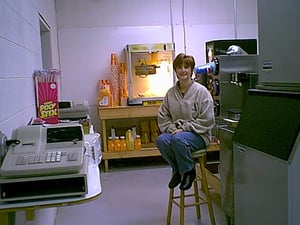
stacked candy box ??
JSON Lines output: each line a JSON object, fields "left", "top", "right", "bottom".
{"left": 34, "top": 69, "right": 61, "bottom": 124}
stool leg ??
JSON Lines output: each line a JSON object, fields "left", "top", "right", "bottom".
{"left": 166, "top": 188, "right": 174, "bottom": 225}
{"left": 200, "top": 156, "right": 216, "bottom": 225}
{"left": 180, "top": 190, "right": 185, "bottom": 225}
{"left": 193, "top": 180, "right": 201, "bottom": 218}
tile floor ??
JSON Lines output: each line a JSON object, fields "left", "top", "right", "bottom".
{"left": 55, "top": 158, "right": 227, "bottom": 225}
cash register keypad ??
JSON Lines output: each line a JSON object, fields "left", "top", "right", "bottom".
{"left": 45, "top": 151, "right": 62, "bottom": 163}
{"left": 15, "top": 151, "right": 78, "bottom": 165}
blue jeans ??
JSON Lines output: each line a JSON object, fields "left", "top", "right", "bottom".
{"left": 156, "top": 132, "right": 206, "bottom": 174}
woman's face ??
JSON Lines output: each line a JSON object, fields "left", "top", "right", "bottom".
{"left": 175, "top": 65, "right": 192, "bottom": 81}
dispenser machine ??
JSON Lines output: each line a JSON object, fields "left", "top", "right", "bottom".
{"left": 125, "top": 43, "right": 175, "bottom": 105}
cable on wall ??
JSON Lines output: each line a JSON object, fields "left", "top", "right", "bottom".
{"left": 169, "top": 0, "right": 175, "bottom": 45}
{"left": 169, "top": 0, "right": 188, "bottom": 54}
{"left": 181, "top": 0, "right": 187, "bottom": 54}
{"left": 233, "top": 0, "right": 238, "bottom": 39}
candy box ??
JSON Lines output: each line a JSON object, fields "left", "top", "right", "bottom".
{"left": 34, "top": 70, "right": 60, "bottom": 124}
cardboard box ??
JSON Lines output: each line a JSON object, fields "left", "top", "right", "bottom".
{"left": 34, "top": 70, "right": 60, "bottom": 124}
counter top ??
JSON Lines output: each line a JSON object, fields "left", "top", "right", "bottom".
{"left": 0, "top": 163, "right": 101, "bottom": 223}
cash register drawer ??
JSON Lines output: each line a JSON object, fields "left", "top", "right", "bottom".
{"left": 0, "top": 164, "right": 88, "bottom": 202}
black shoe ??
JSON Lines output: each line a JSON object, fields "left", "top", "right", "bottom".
{"left": 168, "top": 172, "right": 181, "bottom": 189}
{"left": 179, "top": 169, "right": 196, "bottom": 190}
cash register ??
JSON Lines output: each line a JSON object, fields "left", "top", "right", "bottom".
{"left": 58, "top": 100, "right": 89, "bottom": 121}
{"left": 0, "top": 123, "right": 88, "bottom": 202}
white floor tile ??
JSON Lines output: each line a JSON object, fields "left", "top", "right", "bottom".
{"left": 55, "top": 165, "right": 226, "bottom": 225}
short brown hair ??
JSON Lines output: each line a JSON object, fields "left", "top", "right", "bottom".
{"left": 173, "top": 53, "right": 195, "bottom": 71}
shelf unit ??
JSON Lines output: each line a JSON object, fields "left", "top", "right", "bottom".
{"left": 98, "top": 105, "right": 220, "bottom": 182}
{"left": 98, "top": 105, "right": 161, "bottom": 172}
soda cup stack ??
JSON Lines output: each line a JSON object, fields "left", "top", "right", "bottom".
{"left": 111, "top": 53, "right": 119, "bottom": 106}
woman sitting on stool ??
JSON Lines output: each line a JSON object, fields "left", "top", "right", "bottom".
{"left": 156, "top": 53, "right": 215, "bottom": 190}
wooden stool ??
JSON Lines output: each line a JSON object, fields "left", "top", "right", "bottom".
{"left": 166, "top": 148, "right": 216, "bottom": 225}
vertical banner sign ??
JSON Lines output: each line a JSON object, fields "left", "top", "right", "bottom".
{"left": 34, "top": 70, "right": 61, "bottom": 124}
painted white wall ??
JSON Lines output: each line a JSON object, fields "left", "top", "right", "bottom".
{"left": 55, "top": 0, "right": 258, "bottom": 132}
{"left": 0, "top": 0, "right": 59, "bottom": 137}
{"left": 0, "top": 0, "right": 257, "bottom": 224}
{"left": 0, "top": 0, "right": 59, "bottom": 224}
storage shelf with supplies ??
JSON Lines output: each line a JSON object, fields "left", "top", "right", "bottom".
{"left": 98, "top": 105, "right": 221, "bottom": 178}
{"left": 98, "top": 105, "right": 161, "bottom": 172}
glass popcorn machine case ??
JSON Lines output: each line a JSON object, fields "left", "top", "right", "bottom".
{"left": 125, "top": 43, "right": 175, "bottom": 105}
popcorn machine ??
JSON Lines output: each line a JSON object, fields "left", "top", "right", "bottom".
{"left": 125, "top": 43, "right": 175, "bottom": 105}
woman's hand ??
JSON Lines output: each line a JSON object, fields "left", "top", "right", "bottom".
{"left": 171, "top": 129, "right": 183, "bottom": 135}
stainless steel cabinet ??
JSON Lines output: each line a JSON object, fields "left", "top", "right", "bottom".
{"left": 219, "top": 126, "right": 235, "bottom": 225}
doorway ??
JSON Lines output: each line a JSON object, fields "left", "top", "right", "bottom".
{"left": 39, "top": 13, "right": 52, "bottom": 69}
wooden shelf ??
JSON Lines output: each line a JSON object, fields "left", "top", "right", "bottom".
{"left": 103, "top": 145, "right": 219, "bottom": 160}
{"left": 103, "top": 148, "right": 161, "bottom": 160}
{"left": 99, "top": 105, "right": 160, "bottom": 119}
{"left": 98, "top": 104, "right": 221, "bottom": 191}
{"left": 98, "top": 105, "right": 160, "bottom": 172}
{"left": 196, "top": 163, "right": 221, "bottom": 196}
{"left": 207, "top": 143, "right": 220, "bottom": 152}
